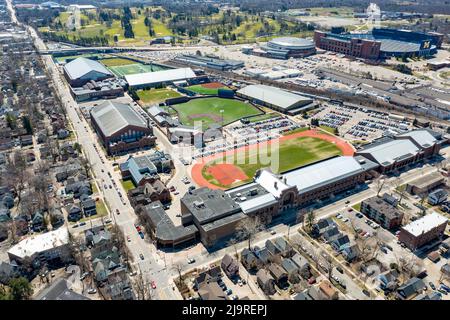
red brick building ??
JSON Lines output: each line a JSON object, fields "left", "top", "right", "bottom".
{"left": 399, "top": 212, "right": 448, "bottom": 250}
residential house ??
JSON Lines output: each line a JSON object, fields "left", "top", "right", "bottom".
{"left": 254, "top": 247, "right": 272, "bottom": 265}
{"left": 319, "top": 280, "right": 339, "bottom": 300}
{"left": 194, "top": 266, "right": 222, "bottom": 290}
{"left": 322, "top": 225, "right": 341, "bottom": 243}
{"left": 198, "top": 281, "right": 227, "bottom": 300}
{"left": 272, "top": 237, "right": 293, "bottom": 257}
{"left": 0, "top": 208, "right": 11, "bottom": 222}
{"left": 342, "top": 243, "right": 359, "bottom": 262}
{"left": 67, "top": 205, "right": 82, "bottom": 222}
{"left": 291, "top": 253, "right": 311, "bottom": 279}
{"left": 396, "top": 277, "right": 426, "bottom": 300}
{"left": 256, "top": 269, "right": 276, "bottom": 295}
{"left": 440, "top": 263, "right": 450, "bottom": 277}
{"left": 312, "top": 218, "right": 337, "bottom": 237}
{"left": 281, "top": 258, "right": 300, "bottom": 283}
{"left": 35, "top": 278, "right": 90, "bottom": 300}
{"left": 331, "top": 234, "right": 351, "bottom": 252}
{"left": 268, "top": 263, "right": 288, "bottom": 288}
{"left": 221, "top": 254, "right": 239, "bottom": 279}
{"left": 241, "top": 248, "right": 261, "bottom": 271}
{"left": 31, "top": 212, "right": 45, "bottom": 232}
{"left": 81, "top": 198, "right": 97, "bottom": 217}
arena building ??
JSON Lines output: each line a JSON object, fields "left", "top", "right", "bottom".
{"left": 125, "top": 68, "right": 197, "bottom": 89}
{"left": 90, "top": 101, "right": 156, "bottom": 155}
{"left": 63, "top": 57, "right": 113, "bottom": 87}
{"left": 242, "top": 37, "right": 316, "bottom": 59}
{"left": 236, "top": 84, "right": 313, "bottom": 115}
{"left": 314, "top": 28, "right": 443, "bottom": 60}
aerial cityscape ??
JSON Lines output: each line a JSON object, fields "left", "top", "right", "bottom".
{"left": 1, "top": 0, "right": 450, "bottom": 304}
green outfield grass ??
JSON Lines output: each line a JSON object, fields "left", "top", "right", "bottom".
{"left": 137, "top": 88, "right": 182, "bottom": 105}
{"left": 107, "top": 63, "right": 168, "bottom": 76}
{"left": 172, "top": 97, "right": 262, "bottom": 130}
{"left": 100, "top": 58, "right": 135, "bottom": 67}
{"left": 202, "top": 136, "right": 342, "bottom": 187}
{"left": 186, "top": 84, "right": 230, "bottom": 95}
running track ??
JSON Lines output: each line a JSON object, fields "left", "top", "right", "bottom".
{"left": 190, "top": 129, "right": 355, "bottom": 190}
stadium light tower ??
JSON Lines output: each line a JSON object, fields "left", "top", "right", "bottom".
{"left": 220, "top": 109, "right": 224, "bottom": 127}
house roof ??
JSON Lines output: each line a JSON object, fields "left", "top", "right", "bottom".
{"left": 36, "top": 278, "right": 90, "bottom": 300}
{"left": 90, "top": 100, "right": 148, "bottom": 137}
{"left": 64, "top": 57, "right": 112, "bottom": 80}
{"left": 397, "top": 277, "right": 426, "bottom": 298}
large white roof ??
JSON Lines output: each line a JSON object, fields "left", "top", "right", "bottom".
{"left": 8, "top": 228, "right": 69, "bottom": 259}
{"left": 399, "top": 130, "right": 437, "bottom": 148}
{"left": 255, "top": 170, "right": 290, "bottom": 198}
{"left": 402, "top": 212, "right": 448, "bottom": 237}
{"left": 125, "top": 68, "right": 196, "bottom": 87}
{"left": 283, "top": 156, "right": 364, "bottom": 193}
{"left": 360, "top": 139, "right": 419, "bottom": 166}
{"left": 238, "top": 193, "right": 278, "bottom": 213}
{"left": 237, "top": 84, "right": 312, "bottom": 110}
{"left": 63, "top": 57, "right": 112, "bottom": 80}
{"left": 90, "top": 100, "right": 148, "bottom": 137}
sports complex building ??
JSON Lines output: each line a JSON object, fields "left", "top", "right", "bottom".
{"left": 236, "top": 84, "right": 314, "bottom": 115}
{"left": 63, "top": 57, "right": 113, "bottom": 87}
{"left": 314, "top": 28, "right": 443, "bottom": 60}
{"left": 125, "top": 67, "right": 198, "bottom": 89}
{"left": 90, "top": 101, "right": 156, "bottom": 155}
{"left": 242, "top": 37, "right": 316, "bottom": 59}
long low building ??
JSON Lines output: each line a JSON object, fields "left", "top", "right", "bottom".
{"left": 356, "top": 129, "right": 443, "bottom": 173}
{"left": 236, "top": 84, "right": 313, "bottom": 115}
{"left": 125, "top": 68, "right": 197, "bottom": 89}
{"left": 90, "top": 100, "right": 156, "bottom": 155}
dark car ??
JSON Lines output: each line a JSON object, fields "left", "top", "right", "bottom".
{"left": 429, "top": 282, "right": 436, "bottom": 290}
{"left": 139, "top": 254, "right": 144, "bottom": 260}
{"left": 336, "top": 266, "right": 344, "bottom": 274}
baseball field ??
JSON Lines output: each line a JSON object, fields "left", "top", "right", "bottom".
{"left": 186, "top": 82, "right": 231, "bottom": 95}
{"left": 172, "top": 97, "right": 262, "bottom": 130}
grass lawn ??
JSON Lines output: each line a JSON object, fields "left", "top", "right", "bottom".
{"left": 121, "top": 180, "right": 135, "bottom": 192}
{"left": 352, "top": 202, "right": 362, "bottom": 211}
{"left": 172, "top": 97, "right": 262, "bottom": 130}
{"left": 100, "top": 58, "right": 135, "bottom": 67}
{"left": 91, "top": 182, "right": 99, "bottom": 194}
{"left": 186, "top": 84, "right": 230, "bottom": 95}
{"left": 248, "top": 113, "right": 280, "bottom": 123}
{"left": 77, "top": 199, "right": 108, "bottom": 223}
{"left": 137, "top": 88, "right": 182, "bottom": 105}
{"left": 440, "top": 71, "right": 450, "bottom": 80}
{"left": 203, "top": 136, "right": 342, "bottom": 187}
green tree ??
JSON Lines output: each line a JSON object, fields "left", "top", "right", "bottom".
{"left": 8, "top": 277, "right": 33, "bottom": 300}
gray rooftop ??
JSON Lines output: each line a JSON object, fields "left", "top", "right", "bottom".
{"left": 283, "top": 156, "right": 365, "bottom": 194}
{"left": 36, "top": 278, "right": 90, "bottom": 300}
{"left": 181, "top": 188, "right": 241, "bottom": 224}
{"left": 90, "top": 100, "right": 148, "bottom": 137}
{"left": 362, "top": 196, "right": 403, "bottom": 220}
{"left": 358, "top": 138, "right": 419, "bottom": 166}
{"left": 63, "top": 57, "right": 112, "bottom": 80}
{"left": 237, "top": 84, "right": 312, "bottom": 110}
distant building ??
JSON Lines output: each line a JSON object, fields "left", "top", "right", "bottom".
{"left": 174, "top": 54, "right": 244, "bottom": 71}
{"left": 361, "top": 196, "right": 404, "bottom": 229}
{"left": 399, "top": 212, "right": 448, "bottom": 250}
{"left": 125, "top": 68, "right": 197, "bottom": 89}
{"left": 63, "top": 57, "right": 113, "bottom": 87}
{"left": 90, "top": 101, "right": 155, "bottom": 155}
{"left": 243, "top": 37, "right": 316, "bottom": 59}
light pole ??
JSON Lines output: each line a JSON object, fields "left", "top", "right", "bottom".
{"left": 220, "top": 109, "right": 224, "bottom": 128}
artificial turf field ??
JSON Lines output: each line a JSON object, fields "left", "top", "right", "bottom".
{"left": 100, "top": 58, "right": 136, "bottom": 67}
{"left": 201, "top": 136, "right": 343, "bottom": 188}
{"left": 136, "top": 88, "right": 182, "bottom": 105}
{"left": 106, "top": 63, "right": 168, "bottom": 76}
{"left": 172, "top": 97, "right": 262, "bottom": 130}
{"left": 186, "top": 83, "right": 231, "bottom": 95}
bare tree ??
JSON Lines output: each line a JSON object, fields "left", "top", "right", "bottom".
{"left": 227, "top": 238, "right": 239, "bottom": 260}
{"left": 374, "top": 175, "right": 387, "bottom": 197}
{"left": 172, "top": 262, "right": 183, "bottom": 286}
{"left": 134, "top": 271, "right": 150, "bottom": 300}
{"left": 5, "top": 151, "right": 30, "bottom": 208}
{"left": 236, "top": 216, "right": 265, "bottom": 250}
{"left": 418, "top": 192, "right": 428, "bottom": 216}
{"left": 110, "top": 224, "right": 130, "bottom": 262}
{"left": 392, "top": 178, "right": 406, "bottom": 206}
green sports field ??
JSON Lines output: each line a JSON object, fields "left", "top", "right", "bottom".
{"left": 100, "top": 58, "right": 136, "bottom": 67}
{"left": 107, "top": 63, "right": 169, "bottom": 77}
{"left": 186, "top": 84, "right": 230, "bottom": 95}
{"left": 202, "top": 136, "right": 343, "bottom": 188}
{"left": 172, "top": 97, "right": 262, "bottom": 130}
{"left": 137, "top": 88, "right": 182, "bottom": 105}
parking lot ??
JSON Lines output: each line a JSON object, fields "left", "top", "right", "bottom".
{"left": 312, "top": 103, "right": 413, "bottom": 142}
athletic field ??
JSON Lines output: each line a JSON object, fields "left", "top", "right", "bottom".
{"left": 186, "top": 82, "right": 231, "bottom": 95}
{"left": 172, "top": 97, "right": 261, "bottom": 130}
{"left": 100, "top": 58, "right": 135, "bottom": 67}
{"left": 137, "top": 88, "right": 182, "bottom": 106}
{"left": 106, "top": 63, "right": 169, "bottom": 77}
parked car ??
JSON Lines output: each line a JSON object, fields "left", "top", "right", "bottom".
{"left": 139, "top": 254, "right": 144, "bottom": 260}
{"left": 429, "top": 282, "right": 436, "bottom": 290}
{"left": 336, "top": 266, "right": 344, "bottom": 274}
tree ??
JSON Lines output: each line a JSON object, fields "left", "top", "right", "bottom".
{"left": 374, "top": 175, "right": 387, "bottom": 197}
{"left": 392, "top": 178, "right": 406, "bottom": 206}
{"left": 227, "top": 238, "right": 239, "bottom": 260}
{"left": 236, "top": 216, "right": 265, "bottom": 250}
{"left": 304, "top": 210, "right": 316, "bottom": 235}
{"left": 418, "top": 192, "right": 428, "bottom": 216}
{"left": 8, "top": 277, "right": 33, "bottom": 300}
{"left": 172, "top": 263, "right": 183, "bottom": 286}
